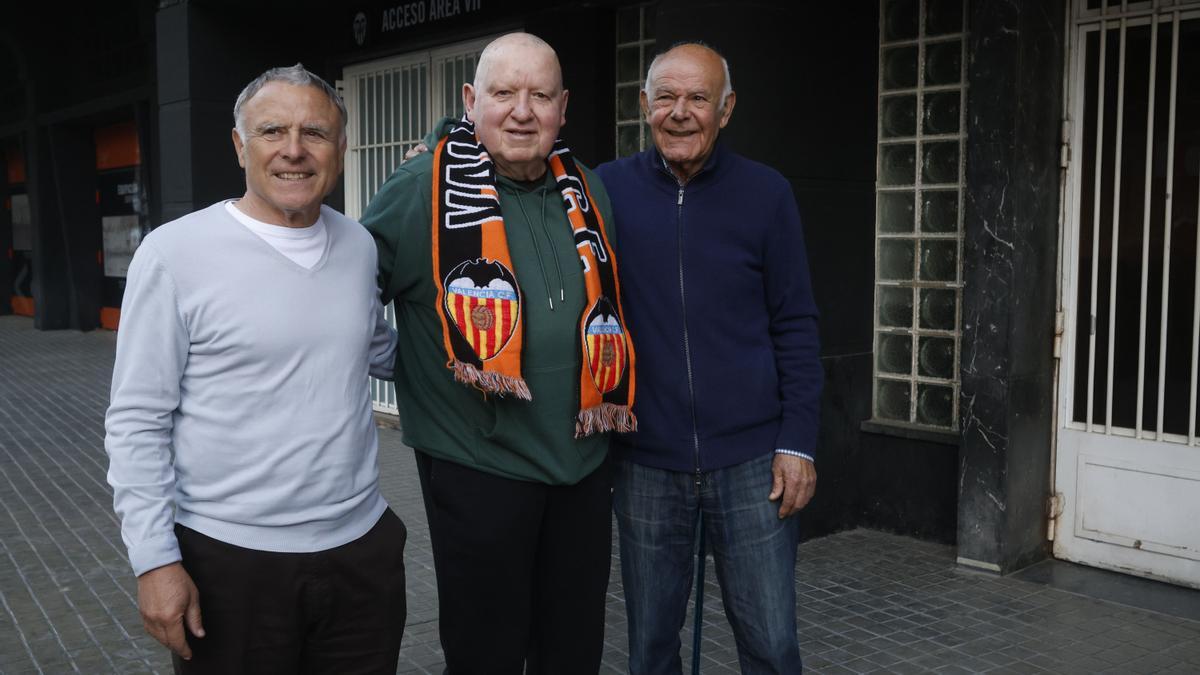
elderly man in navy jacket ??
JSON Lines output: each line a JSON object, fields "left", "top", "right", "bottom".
{"left": 595, "top": 42, "right": 822, "bottom": 674}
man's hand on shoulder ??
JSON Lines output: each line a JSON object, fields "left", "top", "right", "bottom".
{"left": 137, "top": 562, "right": 204, "bottom": 660}
{"left": 403, "top": 142, "right": 429, "bottom": 163}
{"left": 768, "top": 453, "right": 816, "bottom": 519}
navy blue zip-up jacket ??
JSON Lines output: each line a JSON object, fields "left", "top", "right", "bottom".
{"left": 595, "top": 142, "right": 822, "bottom": 473}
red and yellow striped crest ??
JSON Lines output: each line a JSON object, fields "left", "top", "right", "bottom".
{"left": 444, "top": 259, "right": 520, "bottom": 363}
{"left": 446, "top": 287, "right": 518, "bottom": 362}
{"left": 585, "top": 318, "right": 627, "bottom": 394}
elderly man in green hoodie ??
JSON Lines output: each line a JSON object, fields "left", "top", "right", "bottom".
{"left": 360, "top": 33, "right": 635, "bottom": 674}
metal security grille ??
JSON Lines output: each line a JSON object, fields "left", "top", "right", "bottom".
{"left": 872, "top": 0, "right": 968, "bottom": 430}
{"left": 344, "top": 56, "right": 428, "bottom": 222}
{"left": 1064, "top": 0, "right": 1200, "bottom": 443}
{"left": 344, "top": 37, "right": 493, "bottom": 414}
{"left": 433, "top": 46, "right": 481, "bottom": 128}
{"left": 615, "top": 4, "right": 655, "bottom": 157}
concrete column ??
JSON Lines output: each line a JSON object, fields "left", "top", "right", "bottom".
{"left": 0, "top": 162, "right": 11, "bottom": 316}
{"left": 957, "top": 0, "right": 1064, "bottom": 573}
{"left": 31, "top": 123, "right": 101, "bottom": 330}
{"left": 155, "top": 1, "right": 197, "bottom": 224}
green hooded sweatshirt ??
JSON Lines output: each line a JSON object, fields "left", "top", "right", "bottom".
{"left": 360, "top": 127, "right": 616, "bottom": 485}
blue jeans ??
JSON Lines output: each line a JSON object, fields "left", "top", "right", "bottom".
{"left": 614, "top": 453, "right": 803, "bottom": 675}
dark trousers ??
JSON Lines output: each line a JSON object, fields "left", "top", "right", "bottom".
{"left": 173, "top": 509, "right": 407, "bottom": 675}
{"left": 415, "top": 451, "right": 612, "bottom": 674}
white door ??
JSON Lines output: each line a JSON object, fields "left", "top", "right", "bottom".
{"left": 1057, "top": 0, "right": 1200, "bottom": 588}
{"left": 342, "top": 37, "right": 494, "bottom": 414}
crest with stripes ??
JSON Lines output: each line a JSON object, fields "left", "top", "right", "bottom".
{"left": 444, "top": 258, "right": 520, "bottom": 361}
{"left": 583, "top": 298, "right": 628, "bottom": 394}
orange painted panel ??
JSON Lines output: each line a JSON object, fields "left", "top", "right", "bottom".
{"left": 11, "top": 296, "right": 34, "bottom": 317}
{"left": 100, "top": 307, "right": 121, "bottom": 331}
{"left": 5, "top": 143, "right": 25, "bottom": 184}
{"left": 95, "top": 122, "right": 141, "bottom": 170}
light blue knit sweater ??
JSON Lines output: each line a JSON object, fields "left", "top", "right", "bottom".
{"left": 105, "top": 202, "right": 396, "bottom": 576}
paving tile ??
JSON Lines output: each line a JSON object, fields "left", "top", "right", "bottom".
{"left": 1, "top": 659, "right": 40, "bottom": 675}
{"left": 860, "top": 648, "right": 906, "bottom": 668}
{"left": 1023, "top": 651, "right": 1069, "bottom": 671}
{"left": 983, "top": 666, "right": 1036, "bottom": 675}
{"left": 976, "top": 647, "right": 1023, "bottom": 668}
{"left": 932, "top": 665, "right": 976, "bottom": 675}
{"left": 838, "top": 656, "right": 880, "bottom": 674}
{"left": 886, "top": 662, "right": 935, "bottom": 675}
{"left": 817, "top": 665, "right": 859, "bottom": 675}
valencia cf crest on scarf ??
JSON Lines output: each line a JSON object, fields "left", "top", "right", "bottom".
{"left": 444, "top": 259, "right": 520, "bottom": 362}
{"left": 584, "top": 298, "right": 627, "bottom": 394}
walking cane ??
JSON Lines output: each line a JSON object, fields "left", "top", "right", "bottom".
{"left": 692, "top": 511, "right": 706, "bottom": 675}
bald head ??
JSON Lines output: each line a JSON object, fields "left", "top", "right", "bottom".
{"left": 473, "top": 32, "right": 563, "bottom": 94}
{"left": 463, "top": 32, "right": 569, "bottom": 181}
{"left": 645, "top": 43, "right": 733, "bottom": 113}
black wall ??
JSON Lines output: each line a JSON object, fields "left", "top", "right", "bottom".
{"left": 0, "top": 38, "right": 21, "bottom": 315}
{"left": 526, "top": 6, "right": 616, "bottom": 166}
{"left": 860, "top": 431, "right": 959, "bottom": 542}
{"left": 0, "top": 165, "right": 10, "bottom": 316}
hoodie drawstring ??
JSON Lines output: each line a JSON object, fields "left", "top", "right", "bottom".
{"left": 515, "top": 188, "right": 564, "bottom": 310}
{"left": 540, "top": 194, "right": 566, "bottom": 306}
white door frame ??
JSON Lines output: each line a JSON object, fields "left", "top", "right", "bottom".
{"left": 1055, "top": 0, "right": 1200, "bottom": 588}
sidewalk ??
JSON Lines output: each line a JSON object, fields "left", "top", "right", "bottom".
{"left": 1, "top": 314, "right": 1198, "bottom": 674}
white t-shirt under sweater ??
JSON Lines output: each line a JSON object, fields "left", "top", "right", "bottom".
{"left": 224, "top": 200, "right": 327, "bottom": 269}
{"left": 105, "top": 201, "right": 398, "bottom": 576}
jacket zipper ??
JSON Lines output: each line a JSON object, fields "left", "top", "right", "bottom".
{"left": 676, "top": 186, "right": 702, "bottom": 487}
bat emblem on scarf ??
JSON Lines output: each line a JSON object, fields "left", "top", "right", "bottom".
{"left": 444, "top": 258, "right": 520, "bottom": 361}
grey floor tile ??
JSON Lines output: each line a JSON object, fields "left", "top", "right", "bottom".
{"left": 839, "top": 656, "right": 881, "bottom": 674}
{"left": 931, "top": 665, "right": 976, "bottom": 675}
{"left": 983, "top": 666, "right": 1037, "bottom": 675}
{"left": 816, "top": 666, "right": 859, "bottom": 675}
{"left": 887, "top": 661, "right": 937, "bottom": 675}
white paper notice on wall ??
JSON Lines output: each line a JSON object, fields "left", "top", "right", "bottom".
{"left": 11, "top": 194, "right": 31, "bottom": 251}
{"left": 102, "top": 214, "right": 141, "bottom": 278}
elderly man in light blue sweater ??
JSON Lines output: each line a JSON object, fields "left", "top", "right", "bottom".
{"left": 104, "top": 64, "right": 403, "bottom": 673}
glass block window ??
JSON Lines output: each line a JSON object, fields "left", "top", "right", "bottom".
{"left": 873, "top": 0, "right": 967, "bottom": 430}
{"left": 615, "top": 4, "right": 655, "bottom": 157}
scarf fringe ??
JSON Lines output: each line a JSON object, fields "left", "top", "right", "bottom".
{"left": 575, "top": 403, "right": 638, "bottom": 438}
{"left": 451, "top": 360, "right": 532, "bottom": 400}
